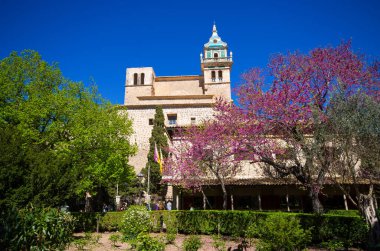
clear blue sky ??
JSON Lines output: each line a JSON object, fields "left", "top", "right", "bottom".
{"left": 1, "top": 0, "right": 379, "bottom": 104}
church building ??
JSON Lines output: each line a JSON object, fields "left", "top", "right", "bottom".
{"left": 120, "top": 25, "right": 359, "bottom": 211}
{"left": 121, "top": 24, "right": 232, "bottom": 175}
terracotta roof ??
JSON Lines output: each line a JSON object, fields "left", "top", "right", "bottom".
{"left": 200, "top": 178, "right": 299, "bottom": 186}
{"left": 164, "top": 177, "right": 380, "bottom": 186}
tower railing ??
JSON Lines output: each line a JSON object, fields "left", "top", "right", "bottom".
{"left": 201, "top": 57, "right": 233, "bottom": 63}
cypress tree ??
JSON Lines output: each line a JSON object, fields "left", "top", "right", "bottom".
{"left": 143, "top": 106, "right": 168, "bottom": 194}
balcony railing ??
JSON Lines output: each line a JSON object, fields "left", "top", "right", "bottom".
{"left": 211, "top": 78, "right": 225, "bottom": 82}
{"left": 201, "top": 57, "right": 233, "bottom": 63}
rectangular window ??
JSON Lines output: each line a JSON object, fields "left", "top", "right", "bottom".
{"left": 211, "top": 71, "right": 216, "bottom": 82}
{"left": 191, "top": 117, "right": 196, "bottom": 125}
{"left": 218, "top": 70, "right": 223, "bottom": 81}
{"left": 149, "top": 118, "right": 154, "bottom": 125}
{"left": 133, "top": 73, "right": 138, "bottom": 85}
{"left": 141, "top": 73, "right": 145, "bottom": 85}
{"left": 167, "top": 114, "right": 177, "bottom": 125}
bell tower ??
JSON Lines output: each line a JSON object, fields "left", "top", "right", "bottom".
{"left": 201, "top": 24, "right": 233, "bottom": 88}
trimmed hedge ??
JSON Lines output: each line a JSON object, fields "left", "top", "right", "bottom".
{"left": 71, "top": 212, "right": 98, "bottom": 232}
{"left": 101, "top": 212, "right": 125, "bottom": 231}
{"left": 151, "top": 211, "right": 368, "bottom": 247}
{"left": 71, "top": 211, "right": 124, "bottom": 232}
{"left": 326, "top": 209, "right": 360, "bottom": 217}
{"left": 297, "top": 213, "right": 368, "bottom": 248}
{"left": 72, "top": 210, "right": 368, "bottom": 247}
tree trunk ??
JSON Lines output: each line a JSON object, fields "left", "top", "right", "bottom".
{"left": 358, "top": 193, "right": 380, "bottom": 245}
{"left": 221, "top": 184, "right": 228, "bottom": 210}
{"left": 200, "top": 188, "right": 212, "bottom": 209}
{"left": 214, "top": 173, "right": 228, "bottom": 210}
{"left": 309, "top": 187, "right": 324, "bottom": 213}
{"left": 85, "top": 196, "right": 91, "bottom": 212}
{"left": 85, "top": 191, "right": 92, "bottom": 212}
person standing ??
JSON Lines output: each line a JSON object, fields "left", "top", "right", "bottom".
{"left": 158, "top": 201, "right": 164, "bottom": 210}
{"left": 153, "top": 201, "right": 159, "bottom": 210}
{"left": 166, "top": 200, "right": 172, "bottom": 210}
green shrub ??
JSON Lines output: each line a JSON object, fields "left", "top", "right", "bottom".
{"left": 83, "top": 231, "right": 100, "bottom": 246}
{"left": 217, "top": 210, "right": 256, "bottom": 237}
{"left": 321, "top": 240, "right": 345, "bottom": 251}
{"left": 166, "top": 233, "right": 176, "bottom": 244}
{"left": 93, "top": 233, "right": 101, "bottom": 244}
{"left": 84, "top": 231, "right": 93, "bottom": 241}
{"left": 212, "top": 235, "right": 226, "bottom": 251}
{"left": 317, "top": 214, "right": 368, "bottom": 248}
{"left": 173, "top": 210, "right": 367, "bottom": 247}
{"left": 183, "top": 235, "right": 202, "bottom": 251}
{"left": 150, "top": 211, "right": 163, "bottom": 232}
{"left": 0, "top": 206, "right": 75, "bottom": 250}
{"left": 164, "top": 211, "right": 178, "bottom": 234}
{"left": 135, "top": 233, "right": 165, "bottom": 251}
{"left": 149, "top": 211, "right": 178, "bottom": 244}
{"left": 182, "top": 210, "right": 216, "bottom": 234}
{"left": 71, "top": 211, "right": 124, "bottom": 232}
{"left": 170, "top": 210, "right": 257, "bottom": 236}
{"left": 72, "top": 238, "right": 88, "bottom": 251}
{"left": 109, "top": 233, "right": 121, "bottom": 247}
{"left": 71, "top": 212, "right": 99, "bottom": 232}
{"left": 121, "top": 205, "right": 151, "bottom": 240}
{"left": 22, "top": 207, "right": 76, "bottom": 250}
{"left": 0, "top": 207, "right": 23, "bottom": 249}
{"left": 100, "top": 211, "right": 124, "bottom": 231}
{"left": 247, "top": 214, "right": 311, "bottom": 251}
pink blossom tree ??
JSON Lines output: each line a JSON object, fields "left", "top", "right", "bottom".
{"left": 217, "top": 41, "right": 379, "bottom": 213}
{"left": 165, "top": 119, "right": 241, "bottom": 210}
{"left": 165, "top": 41, "right": 379, "bottom": 220}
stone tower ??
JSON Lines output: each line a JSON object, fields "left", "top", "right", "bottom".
{"left": 201, "top": 23, "right": 233, "bottom": 100}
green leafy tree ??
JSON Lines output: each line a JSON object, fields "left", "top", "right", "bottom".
{"left": 142, "top": 106, "right": 168, "bottom": 194}
{"left": 0, "top": 50, "right": 136, "bottom": 210}
{"left": 328, "top": 91, "right": 380, "bottom": 244}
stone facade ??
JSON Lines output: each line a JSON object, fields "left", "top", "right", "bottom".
{"left": 119, "top": 106, "right": 215, "bottom": 173}
{"left": 121, "top": 24, "right": 233, "bottom": 174}
{"left": 119, "top": 25, "right": 369, "bottom": 211}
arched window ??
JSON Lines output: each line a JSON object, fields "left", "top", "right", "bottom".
{"left": 141, "top": 73, "right": 145, "bottom": 85}
{"left": 211, "top": 71, "right": 216, "bottom": 82}
{"left": 218, "top": 70, "right": 223, "bottom": 81}
{"left": 214, "top": 53, "right": 218, "bottom": 58}
{"left": 133, "top": 73, "right": 138, "bottom": 85}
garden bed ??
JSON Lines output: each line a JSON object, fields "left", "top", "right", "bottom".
{"left": 66, "top": 232, "right": 254, "bottom": 251}
{"left": 66, "top": 232, "right": 363, "bottom": 251}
